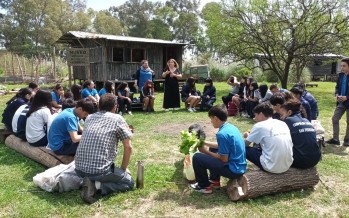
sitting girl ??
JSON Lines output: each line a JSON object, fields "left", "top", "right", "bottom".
{"left": 51, "top": 84, "right": 65, "bottom": 109}
{"left": 246, "top": 81, "right": 259, "bottom": 118}
{"left": 116, "top": 82, "right": 133, "bottom": 115}
{"left": 181, "top": 77, "right": 201, "bottom": 112}
{"left": 200, "top": 78, "right": 216, "bottom": 110}
{"left": 26, "top": 90, "right": 54, "bottom": 147}
{"left": 141, "top": 80, "right": 155, "bottom": 112}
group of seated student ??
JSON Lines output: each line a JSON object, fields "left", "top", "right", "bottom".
{"left": 190, "top": 103, "right": 321, "bottom": 194}
{"left": 181, "top": 77, "right": 216, "bottom": 112}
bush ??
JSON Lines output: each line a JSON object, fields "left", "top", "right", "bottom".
{"left": 264, "top": 70, "right": 279, "bottom": 83}
{"left": 209, "top": 65, "right": 226, "bottom": 81}
{"left": 288, "top": 67, "right": 311, "bottom": 83}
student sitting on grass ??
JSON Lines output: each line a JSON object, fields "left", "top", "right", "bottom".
{"left": 190, "top": 104, "right": 246, "bottom": 194}
{"left": 51, "top": 84, "right": 65, "bottom": 109}
{"left": 141, "top": 80, "right": 156, "bottom": 112}
{"left": 116, "top": 82, "right": 133, "bottom": 115}
{"left": 243, "top": 102, "right": 293, "bottom": 173}
{"left": 279, "top": 100, "right": 321, "bottom": 169}
{"left": 200, "top": 78, "right": 216, "bottom": 110}
{"left": 181, "top": 77, "right": 201, "bottom": 113}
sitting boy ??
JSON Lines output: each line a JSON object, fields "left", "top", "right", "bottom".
{"left": 244, "top": 102, "right": 293, "bottom": 173}
{"left": 190, "top": 104, "right": 246, "bottom": 194}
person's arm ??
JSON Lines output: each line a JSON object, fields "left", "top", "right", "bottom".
{"left": 174, "top": 69, "right": 182, "bottom": 79}
{"left": 120, "top": 138, "right": 132, "bottom": 171}
{"left": 162, "top": 69, "right": 170, "bottom": 78}
{"left": 204, "top": 141, "right": 218, "bottom": 149}
{"left": 198, "top": 146, "right": 228, "bottom": 162}
{"left": 87, "top": 95, "right": 97, "bottom": 102}
{"left": 69, "top": 131, "right": 81, "bottom": 143}
{"left": 52, "top": 101, "right": 62, "bottom": 108}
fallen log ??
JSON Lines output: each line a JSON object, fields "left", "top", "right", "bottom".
{"left": 0, "top": 126, "right": 11, "bottom": 142}
{"left": 5, "top": 135, "right": 74, "bottom": 168}
{"left": 227, "top": 167, "right": 319, "bottom": 201}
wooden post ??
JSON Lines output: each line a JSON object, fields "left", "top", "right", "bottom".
{"left": 68, "top": 64, "right": 72, "bottom": 88}
{"left": 15, "top": 54, "right": 24, "bottom": 82}
{"left": 52, "top": 46, "right": 56, "bottom": 81}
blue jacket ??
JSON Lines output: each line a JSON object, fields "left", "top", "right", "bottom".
{"left": 202, "top": 86, "right": 216, "bottom": 100}
{"left": 335, "top": 72, "right": 349, "bottom": 108}
{"left": 302, "top": 90, "right": 318, "bottom": 120}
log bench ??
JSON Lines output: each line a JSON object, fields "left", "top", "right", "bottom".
{"left": 227, "top": 167, "right": 319, "bottom": 201}
{"left": 0, "top": 126, "right": 11, "bottom": 143}
{"left": 5, "top": 135, "right": 74, "bottom": 168}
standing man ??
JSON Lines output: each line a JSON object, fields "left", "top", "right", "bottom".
{"left": 326, "top": 58, "right": 349, "bottom": 146}
{"left": 48, "top": 99, "right": 94, "bottom": 155}
{"left": 75, "top": 94, "right": 134, "bottom": 204}
{"left": 134, "top": 60, "right": 155, "bottom": 91}
{"left": 190, "top": 104, "right": 246, "bottom": 194}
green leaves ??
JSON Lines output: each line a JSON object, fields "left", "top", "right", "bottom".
{"left": 178, "top": 129, "right": 204, "bottom": 155}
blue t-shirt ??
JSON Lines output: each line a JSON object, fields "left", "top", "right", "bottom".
{"left": 217, "top": 122, "right": 246, "bottom": 174}
{"left": 98, "top": 88, "right": 107, "bottom": 96}
{"left": 51, "top": 91, "right": 62, "bottom": 104}
{"left": 82, "top": 88, "right": 98, "bottom": 99}
{"left": 2, "top": 97, "right": 27, "bottom": 132}
{"left": 139, "top": 69, "right": 153, "bottom": 90}
{"left": 48, "top": 108, "right": 78, "bottom": 151}
{"left": 117, "top": 88, "right": 129, "bottom": 97}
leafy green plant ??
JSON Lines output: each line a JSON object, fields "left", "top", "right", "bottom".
{"left": 179, "top": 130, "right": 204, "bottom": 155}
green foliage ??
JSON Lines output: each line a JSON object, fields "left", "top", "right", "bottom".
{"left": 93, "top": 10, "right": 124, "bottom": 35}
{"left": 178, "top": 130, "right": 204, "bottom": 155}
{"left": 209, "top": 64, "right": 227, "bottom": 82}
{"left": 264, "top": 70, "right": 279, "bottom": 83}
{"left": 288, "top": 67, "right": 312, "bottom": 84}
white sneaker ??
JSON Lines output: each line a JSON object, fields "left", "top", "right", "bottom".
{"left": 188, "top": 108, "right": 194, "bottom": 112}
{"left": 174, "top": 107, "right": 180, "bottom": 110}
{"left": 192, "top": 108, "right": 196, "bottom": 112}
{"left": 119, "top": 111, "right": 123, "bottom": 115}
{"left": 128, "top": 111, "right": 133, "bottom": 115}
{"left": 164, "top": 109, "right": 170, "bottom": 112}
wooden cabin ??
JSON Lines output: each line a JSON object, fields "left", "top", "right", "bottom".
{"left": 307, "top": 54, "right": 343, "bottom": 81}
{"left": 55, "top": 31, "right": 186, "bottom": 88}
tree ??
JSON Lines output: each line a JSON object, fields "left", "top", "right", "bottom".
{"left": 93, "top": 10, "right": 124, "bottom": 35}
{"left": 203, "top": 0, "right": 349, "bottom": 88}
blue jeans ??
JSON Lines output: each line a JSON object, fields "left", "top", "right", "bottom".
{"left": 192, "top": 148, "right": 243, "bottom": 188}
{"left": 28, "top": 134, "right": 48, "bottom": 147}
{"left": 54, "top": 139, "right": 79, "bottom": 155}
{"left": 76, "top": 163, "right": 134, "bottom": 195}
{"left": 245, "top": 147, "right": 264, "bottom": 170}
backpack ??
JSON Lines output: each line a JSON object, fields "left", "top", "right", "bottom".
{"left": 227, "top": 101, "right": 238, "bottom": 116}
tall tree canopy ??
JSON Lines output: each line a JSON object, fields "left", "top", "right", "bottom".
{"left": 203, "top": 0, "right": 349, "bottom": 88}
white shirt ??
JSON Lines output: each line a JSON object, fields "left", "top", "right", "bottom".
{"left": 26, "top": 107, "right": 53, "bottom": 143}
{"left": 12, "top": 104, "right": 28, "bottom": 133}
{"left": 247, "top": 118, "right": 293, "bottom": 173}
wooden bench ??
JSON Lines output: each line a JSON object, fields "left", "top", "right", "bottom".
{"left": 227, "top": 167, "right": 319, "bottom": 201}
{"left": 305, "top": 83, "right": 318, "bottom": 88}
{"left": 5, "top": 135, "right": 74, "bottom": 168}
{"left": 0, "top": 126, "right": 11, "bottom": 143}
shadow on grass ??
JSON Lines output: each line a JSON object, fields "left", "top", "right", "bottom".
{"left": 322, "top": 144, "right": 348, "bottom": 156}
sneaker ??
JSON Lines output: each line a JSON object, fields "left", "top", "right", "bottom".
{"left": 326, "top": 138, "right": 340, "bottom": 145}
{"left": 81, "top": 177, "right": 97, "bottom": 204}
{"left": 164, "top": 109, "right": 170, "bottom": 112}
{"left": 209, "top": 180, "right": 221, "bottom": 189}
{"left": 188, "top": 108, "right": 194, "bottom": 112}
{"left": 192, "top": 108, "right": 196, "bottom": 112}
{"left": 118, "top": 111, "right": 123, "bottom": 116}
{"left": 174, "top": 107, "right": 180, "bottom": 110}
{"left": 128, "top": 111, "right": 133, "bottom": 115}
{"left": 190, "top": 183, "right": 212, "bottom": 194}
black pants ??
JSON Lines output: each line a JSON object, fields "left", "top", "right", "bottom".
{"left": 222, "top": 93, "right": 234, "bottom": 106}
{"left": 118, "top": 99, "right": 131, "bottom": 113}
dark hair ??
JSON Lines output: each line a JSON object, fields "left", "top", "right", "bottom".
{"left": 142, "top": 80, "right": 154, "bottom": 94}
{"left": 64, "top": 90, "right": 73, "bottom": 99}
{"left": 283, "top": 91, "right": 294, "bottom": 102}
{"left": 141, "top": 60, "right": 148, "bottom": 65}
{"left": 341, "top": 58, "right": 349, "bottom": 67}
{"left": 70, "top": 84, "right": 82, "bottom": 101}
{"left": 76, "top": 99, "right": 94, "bottom": 114}
{"left": 248, "top": 81, "right": 258, "bottom": 97}
{"left": 205, "top": 78, "right": 213, "bottom": 86}
{"left": 252, "top": 102, "right": 273, "bottom": 118}
{"left": 208, "top": 104, "right": 228, "bottom": 121}
{"left": 259, "top": 84, "right": 268, "bottom": 98}
{"left": 99, "top": 93, "right": 117, "bottom": 111}
{"left": 280, "top": 100, "right": 301, "bottom": 115}
{"left": 83, "top": 80, "right": 93, "bottom": 89}
{"left": 28, "top": 82, "right": 38, "bottom": 90}
{"left": 293, "top": 82, "right": 305, "bottom": 91}
{"left": 247, "top": 76, "right": 254, "bottom": 85}
{"left": 62, "top": 98, "right": 76, "bottom": 110}
{"left": 269, "top": 84, "right": 278, "bottom": 91}
{"left": 187, "top": 77, "right": 196, "bottom": 88}
{"left": 116, "top": 82, "right": 128, "bottom": 91}
{"left": 6, "top": 88, "right": 32, "bottom": 105}
{"left": 54, "top": 84, "right": 63, "bottom": 91}
{"left": 290, "top": 86, "right": 303, "bottom": 96}
{"left": 104, "top": 81, "right": 114, "bottom": 93}
{"left": 270, "top": 93, "right": 285, "bottom": 106}
{"left": 27, "top": 90, "right": 52, "bottom": 117}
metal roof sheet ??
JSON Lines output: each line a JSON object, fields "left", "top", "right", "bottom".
{"left": 57, "top": 31, "right": 187, "bottom": 45}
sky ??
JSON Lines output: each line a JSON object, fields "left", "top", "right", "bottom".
{"left": 86, "top": 0, "right": 220, "bottom": 11}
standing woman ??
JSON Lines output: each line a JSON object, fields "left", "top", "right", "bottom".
{"left": 51, "top": 84, "right": 65, "bottom": 109}
{"left": 2, "top": 88, "right": 32, "bottom": 132}
{"left": 162, "top": 59, "right": 182, "bottom": 111}
{"left": 26, "top": 90, "right": 54, "bottom": 147}
{"left": 99, "top": 80, "right": 115, "bottom": 96}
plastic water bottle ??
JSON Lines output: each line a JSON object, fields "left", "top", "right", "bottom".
{"left": 136, "top": 161, "right": 144, "bottom": 189}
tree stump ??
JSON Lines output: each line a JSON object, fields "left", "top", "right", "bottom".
{"left": 227, "top": 167, "right": 319, "bottom": 201}
{"left": 5, "top": 135, "right": 74, "bottom": 168}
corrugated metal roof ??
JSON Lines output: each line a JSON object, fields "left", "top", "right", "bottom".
{"left": 57, "top": 31, "right": 187, "bottom": 45}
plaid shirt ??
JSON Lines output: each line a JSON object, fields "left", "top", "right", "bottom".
{"left": 75, "top": 111, "right": 132, "bottom": 174}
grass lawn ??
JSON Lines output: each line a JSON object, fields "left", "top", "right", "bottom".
{"left": 1, "top": 81, "right": 349, "bottom": 217}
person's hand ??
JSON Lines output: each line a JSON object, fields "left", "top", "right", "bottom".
{"left": 243, "top": 131, "right": 250, "bottom": 138}
{"left": 133, "top": 83, "right": 137, "bottom": 88}
{"left": 198, "top": 146, "right": 206, "bottom": 153}
{"left": 127, "top": 97, "right": 132, "bottom": 103}
{"left": 125, "top": 168, "right": 132, "bottom": 176}
{"left": 206, "top": 95, "right": 210, "bottom": 98}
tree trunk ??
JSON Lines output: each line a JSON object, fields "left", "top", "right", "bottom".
{"left": 227, "top": 167, "right": 319, "bottom": 201}
{"left": 15, "top": 54, "right": 24, "bottom": 82}
{"left": 11, "top": 53, "right": 16, "bottom": 84}
{"left": 31, "top": 55, "right": 34, "bottom": 81}
{"left": 5, "top": 135, "right": 74, "bottom": 168}
{"left": 52, "top": 46, "right": 56, "bottom": 80}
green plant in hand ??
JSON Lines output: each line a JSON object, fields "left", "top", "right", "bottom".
{"left": 179, "top": 129, "right": 205, "bottom": 155}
